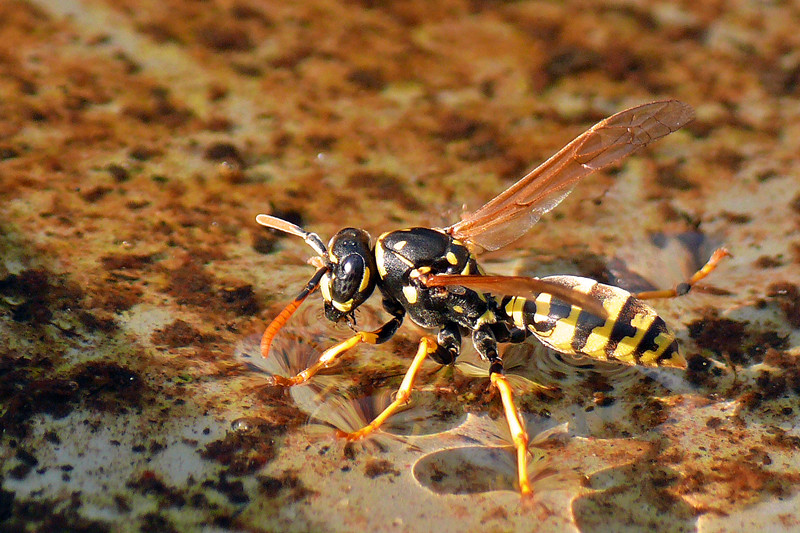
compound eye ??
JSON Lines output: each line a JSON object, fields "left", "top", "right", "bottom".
{"left": 332, "top": 255, "right": 365, "bottom": 302}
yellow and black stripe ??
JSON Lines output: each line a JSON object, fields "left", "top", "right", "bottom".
{"left": 502, "top": 275, "right": 685, "bottom": 368}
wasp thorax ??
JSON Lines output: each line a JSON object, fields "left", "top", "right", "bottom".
{"left": 320, "top": 228, "right": 377, "bottom": 322}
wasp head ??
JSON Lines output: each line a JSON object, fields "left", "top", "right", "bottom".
{"left": 320, "top": 228, "right": 377, "bottom": 323}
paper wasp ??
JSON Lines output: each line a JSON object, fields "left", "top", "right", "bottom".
{"left": 255, "top": 100, "right": 728, "bottom": 496}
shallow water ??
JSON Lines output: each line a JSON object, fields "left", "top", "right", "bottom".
{"left": 2, "top": 1, "right": 800, "bottom": 531}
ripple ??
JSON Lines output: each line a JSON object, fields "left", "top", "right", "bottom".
{"left": 235, "top": 302, "right": 351, "bottom": 395}
{"left": 412, "top": 412, "right": 576, "bottom": 495}
{"left": 456, "top": 341, "right": 641, "bottom": 392}
{"left": 293, "top": 383, "right": 466, "bottom": 438}
{"left": 413, "top": 444, "right": 576, "bottom": 496}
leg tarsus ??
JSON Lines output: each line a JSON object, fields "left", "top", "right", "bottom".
{"left": 471, "top": 325, "right": 533, "bottom": 495}
{"left": 491, "top": 371, "right": 532, "bottom": 497}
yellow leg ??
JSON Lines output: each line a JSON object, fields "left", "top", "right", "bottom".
{"left": 270, "top": 331, "right": 379, "bottom": 387}
{"left": 491, "top": 372, "right": 532, "bottom": 497}
{"left": 636, "top": 247, "right": 730, "bottom": 300}
{"left": 340, "top": 336, "right": 436, "bottom": 440}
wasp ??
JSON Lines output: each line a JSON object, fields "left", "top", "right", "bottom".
{"left": 255, "top": 100, "right": 728, "bottom": 497}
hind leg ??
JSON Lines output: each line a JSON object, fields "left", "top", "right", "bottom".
{"left": 635, "top": 247, "right": 730, "bottom": 300}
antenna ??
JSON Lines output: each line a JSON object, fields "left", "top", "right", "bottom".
{"left": 256, "top": 214, "right": 328, "bottom": 257}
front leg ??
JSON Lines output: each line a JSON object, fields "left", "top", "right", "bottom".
{"left": 270, "top": 297, "right": 405, "bottom": 387}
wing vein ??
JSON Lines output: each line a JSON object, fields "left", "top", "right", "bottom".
{"left": 447, "top": 100, "right": 694, "bottom": 253}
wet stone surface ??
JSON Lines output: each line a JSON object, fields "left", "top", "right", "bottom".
{"left": 1, "top": 0, "right": 800, "bottom": 531}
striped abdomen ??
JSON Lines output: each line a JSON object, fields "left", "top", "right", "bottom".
{"left": 501, "top": 276, "right": 685, "bottom": 368}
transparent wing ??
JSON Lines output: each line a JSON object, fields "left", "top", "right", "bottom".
{"left": 448, "top": 100, "right": 694, "bottom": 253}
{"left": 422, "top": 274, "right": 608, "bottom": 320}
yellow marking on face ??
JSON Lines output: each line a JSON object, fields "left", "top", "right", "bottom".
{"left": 359, "top": 266, "right": 371, "bottom": 292}
{"left": 394, "top": 240, "right": 407, "bottom": 250}
{"left": 461, "top": 262, "right": 471, "bottom": 275}
{"left": 402, "top": 285, "right": 418, "bottom": 304}
{"left": 452, "top": 305, "right": 464, "bottom": 314}
{"left": 320, "top": 273, "right": 332, "bottom": 302}
{"left": 446, "top": 252, "right": 458, "bottom": 265}
{"left": 609, "top": 311, "right": 656, "bottom": 364}
{"left": 332, "top": 298, "right": 353, "bottom": 312}
{"left": 375, "top": 242, "right": 387, "bottom": 277}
